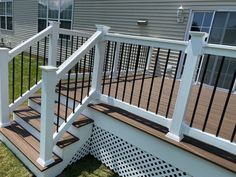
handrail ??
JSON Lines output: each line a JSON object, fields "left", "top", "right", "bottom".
{"left": 56, "top": 30, "right": 103, "bottom": 79}
{"left": 203, "top": 43, "right": 236, "bottom": 58}
{"left": 58, "top": 28, "right": 92, "bottom": 38}
{"left": 9, "top": 25, "right": 53, "bottom": 60}
{"left": 105, "top": 33, "right": 188, "bottom": 51}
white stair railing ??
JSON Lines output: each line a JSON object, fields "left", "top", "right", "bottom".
{"left": 38, "top": 25, "right": 110, "bottom": 166}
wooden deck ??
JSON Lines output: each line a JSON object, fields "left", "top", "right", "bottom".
{"left": 61, "top": 74, "right": 236, "bottom": 142}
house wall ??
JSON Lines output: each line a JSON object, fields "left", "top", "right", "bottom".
{"left": 73, "top": 0, "right": 236, "bottom": 40}
{"left": 0, "top": 0, "right": 38, "bottom": 48}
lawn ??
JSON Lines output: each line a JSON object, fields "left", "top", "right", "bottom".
{"left": 0, "top": 54, "right": 119, "bottom": 177}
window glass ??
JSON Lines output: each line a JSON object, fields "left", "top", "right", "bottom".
{"left": 60, "top": 0, "right": 72, "bottom": 20}
{"left": 227, "top": 12, "right": 236, "bottom": 29}
{"left": 1, "top": 16, "right": 5, "bottom": 29}
{"left": 6, "top": 2, "right": 12, "bottom": 16}
{"left": 38, "top": 0, "right": 47, "bottom": 18}
{"left": 38, "top": 19, "right": 47, "bottom": 32}
{"left": 38, "top": 0, "right": 73, "bottom": 34}
{"left": 191, "top": 12, "right": 213, "bottom": 33}
{"left": 7, "top": 16, "right": 12, "bottom": 30}
{"left": 0, "top": 3, "right": 5, "bottom": 16}
{"left": 48, "top": 0, "right": 59, "bottom": 19}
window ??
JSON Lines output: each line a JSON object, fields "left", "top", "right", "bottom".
{"left": 38, "top": 0, "right": 73, "bottom": 33}
{"left": 0, "top": 1, "right": 13, "bottom": 30}
{"left": 189, "top": 11, "right": 236, "bottom": 90}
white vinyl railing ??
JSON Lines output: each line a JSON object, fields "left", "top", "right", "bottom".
{"left": 0, "top": 22, "right": 235, "bottom": 168}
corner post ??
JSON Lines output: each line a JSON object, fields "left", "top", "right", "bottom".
{"left": 37, "top": 66, "right": 57, "bottom": 167}
{"left": 166, "top": 32, "right": 207, "bottom": 141}
{"left": 91, "top": 25, "right": 110, "bottom": 95}
{"left": 48, "top": 21, "right": 59, "bottom": 66}
{"left": 0, "top": 48, "right": 10, "bottom": 127}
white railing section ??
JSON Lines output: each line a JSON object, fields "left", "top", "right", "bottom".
{"left": 1, "top": 21, "right": 236, "bottom": 167}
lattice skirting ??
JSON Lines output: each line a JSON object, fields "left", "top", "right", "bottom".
{"left": 70, "top": 125, "right": 191, "bottom": 177}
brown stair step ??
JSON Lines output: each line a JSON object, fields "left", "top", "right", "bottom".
{"left": 0, "top": 121, "right": 62, "bottom": 171}
{"left": 89, "top": 103, "right": 236, "bottom": 173}
{"left": 14, "top": 106, "right": 79, "bottom": 148}
{"left": 29, "top": 94, "right": 94, "bottom": 126}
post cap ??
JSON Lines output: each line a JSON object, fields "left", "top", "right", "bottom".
{"left": 0, "top": 47, "right": 10, "bottom": 52}
{"left": 95, "top": 25, "right": 110, "bottom": 34}
{"left": 189, "top": 31, "right": 208, "bottom": 39}
{"left": 49, "top": 21, "right": 60, "bottom": 28}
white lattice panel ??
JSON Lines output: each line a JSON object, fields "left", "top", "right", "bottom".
{"left": 70, "top": 125, "right": 191, "bottom": 177}
{"left": 69, "top": 139, "right": 91, "bottom": 165}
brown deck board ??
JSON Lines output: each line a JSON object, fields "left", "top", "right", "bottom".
{"left": 59, "top": 75, "right": 236, "bottom": 142}
{"left": 14, "top": 106, "right": 79, "bottom": 148}
{"left": 89, "top": 103, "right": 236, "bottom": 173}
{"left": 0, "top": 122, "right": 62, "bottom": 171}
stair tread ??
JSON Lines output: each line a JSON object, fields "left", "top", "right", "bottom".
{"left": 14, "top": 106, "right": 79, "bottom": 148}
{"left": 89, "top": 103, "right": 236, "bottom": 173}
{"left": 0, "top": 121, "right": 62, "bottom": 171}
{"left": 29, "top": 94, "right": 94, "bottom": 127}
{"left": 30, "top": 94, "right": 73, "bottom": 118}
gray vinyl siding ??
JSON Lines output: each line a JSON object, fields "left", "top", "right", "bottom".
{"left": 0, "top": 0, "right": 38, "bottom": 48}
{"left": 72, "top": 0, "right": 236, "bottom": 77}
{"left": 73, "top": 0, "right": 236, "bottom": 40}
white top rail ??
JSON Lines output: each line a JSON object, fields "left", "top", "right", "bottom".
{"left": 203, "top": 43, "right": 236, "bottom": 58}
{"left": 56, "top": 31, "right": 103, "bottom": 79}
{"left": 58, "top": 28, "right": 92, "bottom": 39}
{"left": 8, "top": 26, "right": 53, "bottom": 60}
{"left": 105, "top": 33, "right": 188, "bottom": 51}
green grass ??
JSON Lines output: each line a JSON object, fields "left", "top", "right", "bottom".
{"left": 1, "top": 55, "right": 119, "bottom": 177}
{"left": 0, "top": 142, "right": 118, "bottom": 177}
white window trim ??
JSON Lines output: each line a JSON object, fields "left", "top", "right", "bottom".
{"left": 0, "top": 0, "right": 13, "bottom": 31}
{"left": 38, "top": 0, "right": 74, "bottom": 32}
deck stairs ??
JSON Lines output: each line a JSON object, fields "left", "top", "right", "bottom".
{"left": 0, "top": 92, "right": 94, "bottom": 177}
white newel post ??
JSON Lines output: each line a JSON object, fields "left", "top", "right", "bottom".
{"left": 166, "top": 32, "right": 207, "bottom": 141}
{"left": 91, "top": 25, "right": 110, "bottom": 95}
{"left": 48, "top": 21, "right": 59, "bottom": 67}
{"left": 112, "top": 42, "right": 121, "bottom": 79}
{"left": 37, "top": 66, "right": 57, "bottom": 167}
{"left": 0, "top": 48, "right": 10, "bottom": 127}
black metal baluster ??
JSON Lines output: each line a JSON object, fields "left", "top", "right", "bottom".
{"left": 231, "top": 125, "right": 236, "bottom": 142}
{"left": 73, "top": 63, "right": 79, "bottom": 112}
{"left": 43, "top": 37, "right": 47, "bottom": 65}
{"left": 80, "top": 55, "right": 86, "bottom": 102}
{"left": 65, "top": 70, "right": 71, "bottom": 122}
{"left": 56, "top": 80, "right": 61, "bottom": 132}
{"left": 65, "top": 35, "right": 69, "bottom": 61}
{"left": 180, "top": 54, "right": 187, "bottom": 76}
{"left": 59, "top": 37, "right": 63, "bottom": 65}
{"left": 108, "top": 42, "right": 117, "bottom": 97}
{"left": 202, "top": 56, "right": 225, "bottom": 132}
{"left": 20, "top": 52, "right": 24, "bottom": 96}
{"left": 216, "top": 70, "right": 236, "bottom": 137}
{"left": 146, "top": 48, "right": 160, "bottom": 111}
{"left": 190, "top": 55, "right": 211, "bottom": 127}
{"left": 36, "top": 42, "right": 39, "bottom": 84}
{"left": 122, "top": 44, "right": 133, "bottom": 101}
{"left": 102, "top": 41, "right": 110, "bottom": 94}
{"left": 156, "top": 49, "right": 171, "bottom": 114}
{"left": 137, "top": 47, "right": 150, "bottom": 107}
{"left": 12, "top": 57, "right": 15, "bottom": 103}
{"left": 28, "top": 47, "right": 32, "bottom": 90}
{"left": 166, "top": 51, "right": 182, "bottom": 118}
{"left": 87, "top": 47, "right": 94, "bottom": 96}
{"left": 130, "top": 45, "right": 141, "bottom": 104}
{"left": 115, "top": 43, "right": 124, "bottom": 99}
